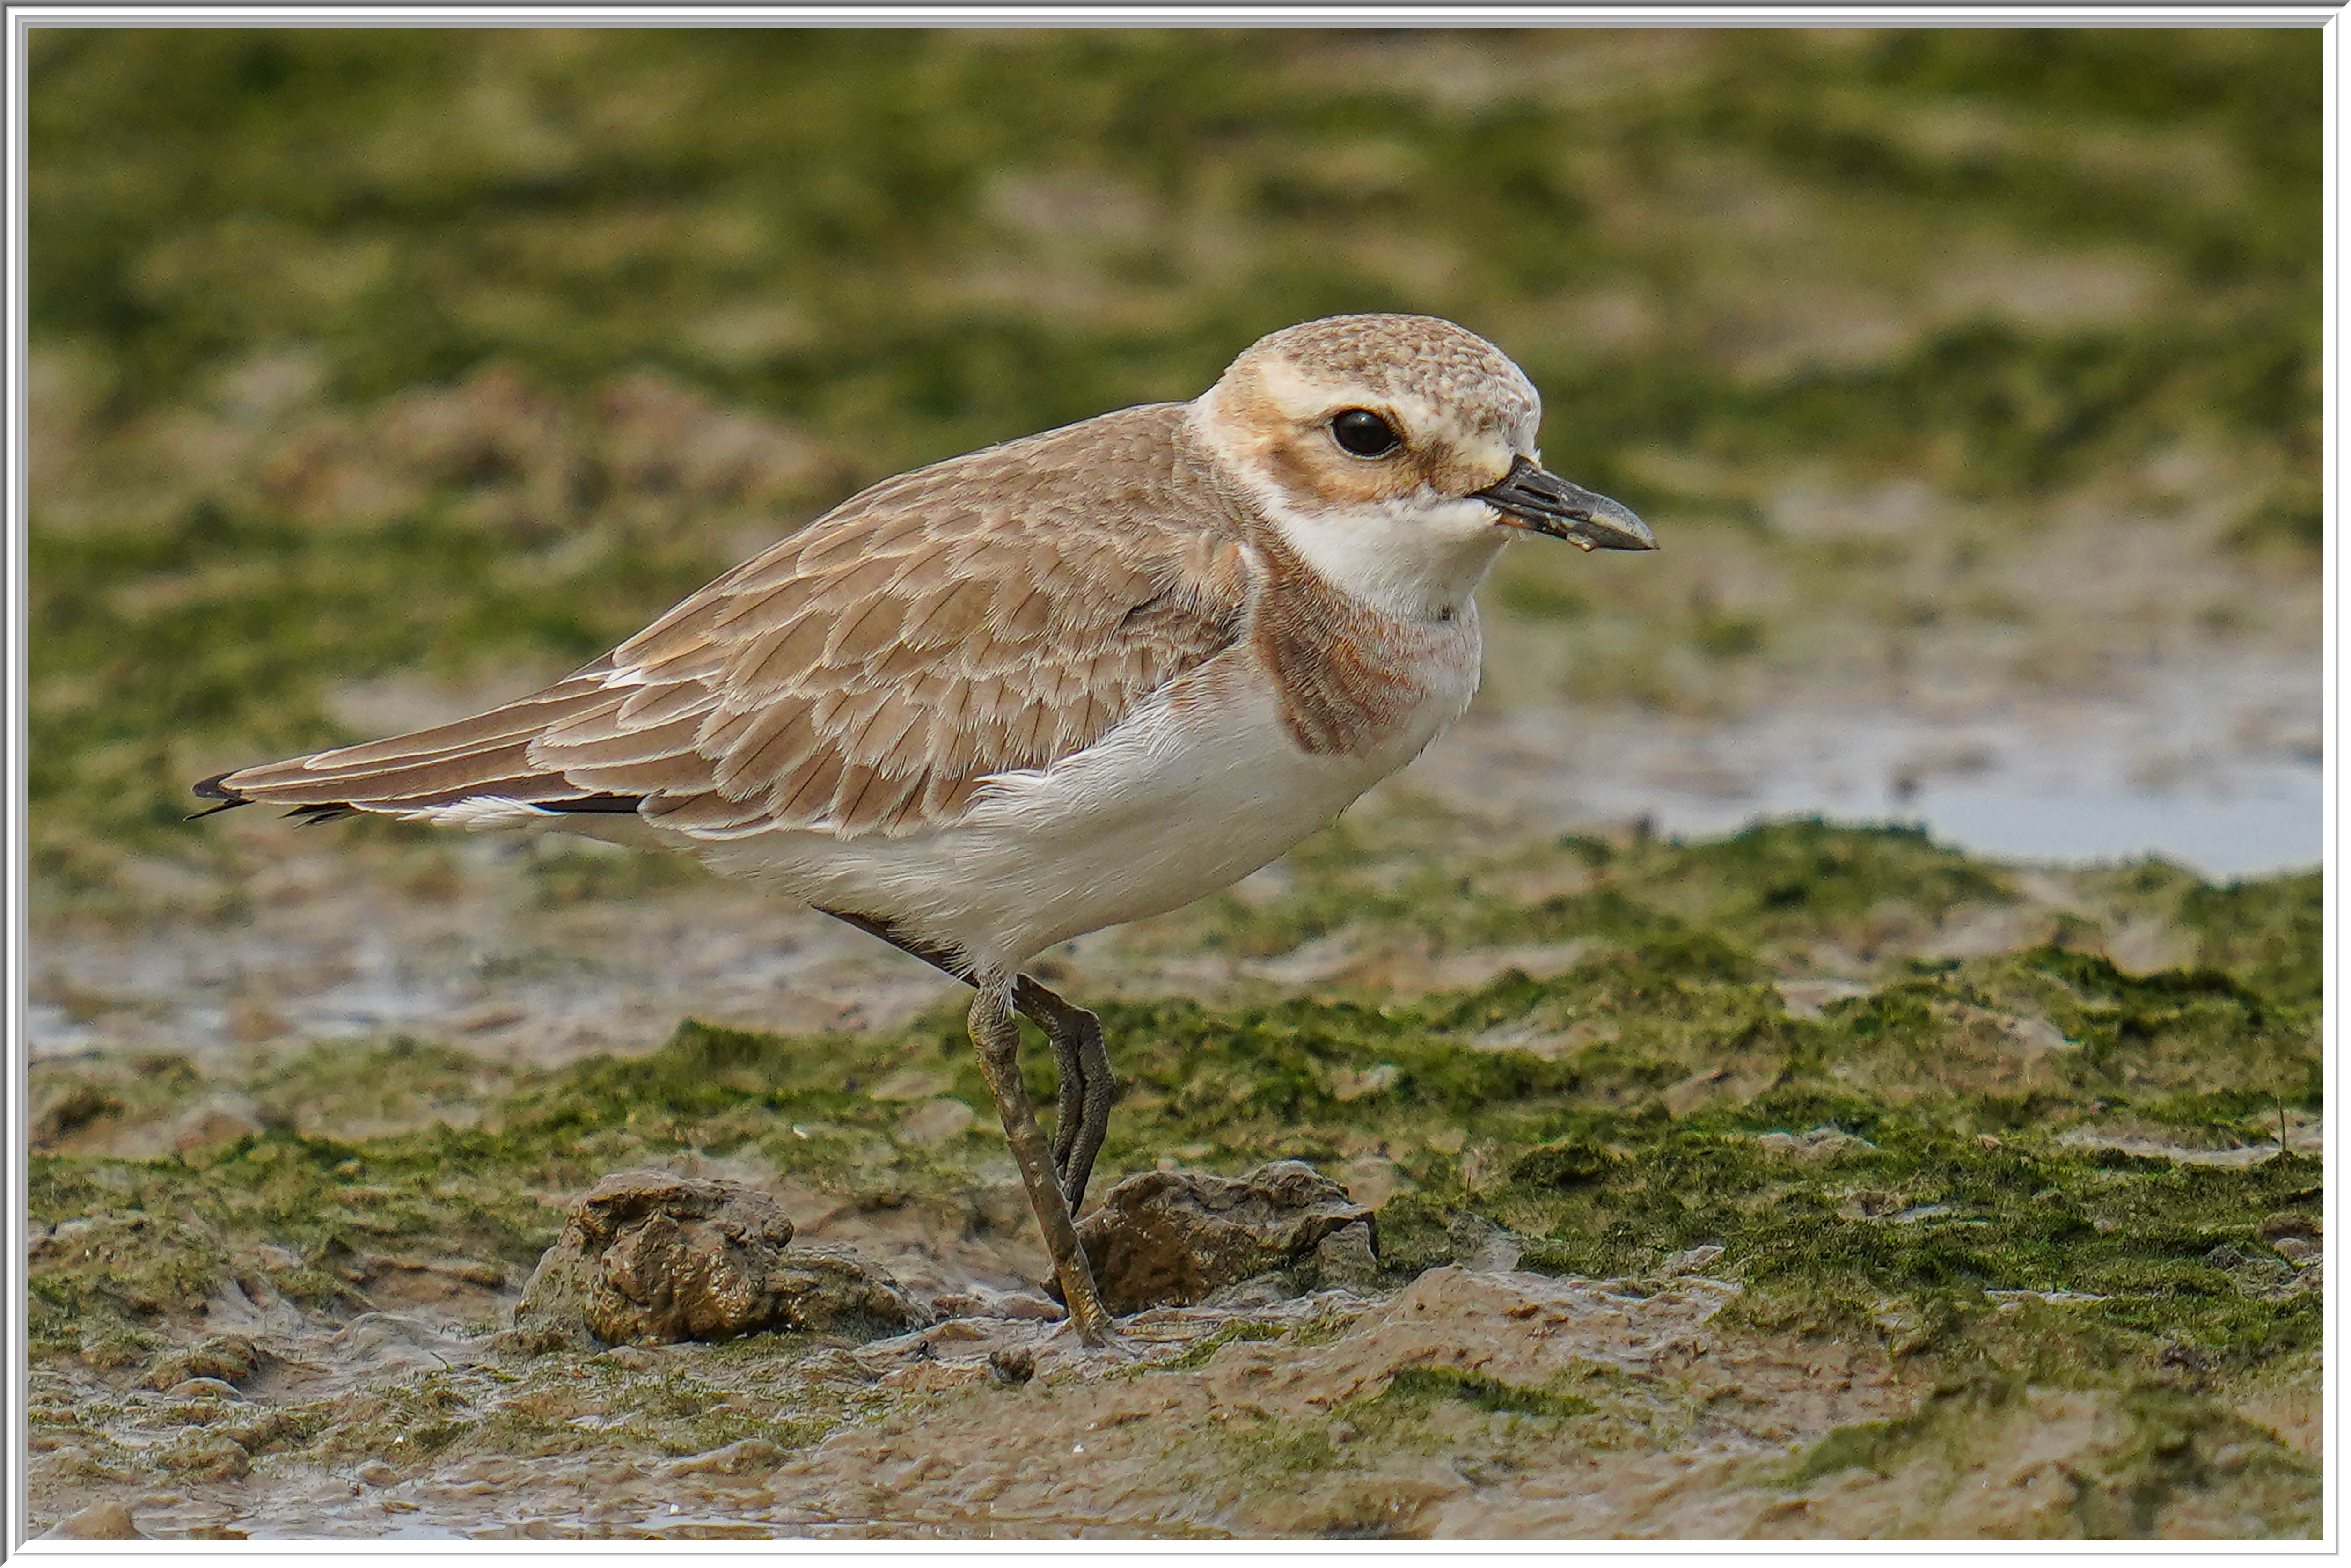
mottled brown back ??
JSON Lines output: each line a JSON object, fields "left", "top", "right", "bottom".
{"left": 212, "top": 404, "right": 1260, "bottom": 838}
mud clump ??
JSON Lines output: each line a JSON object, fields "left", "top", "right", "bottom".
{"left": 508, "top": 1170, "right": 930, "bottom": 1352}
{"left": 139, "top": 1334, "right": 260, "bottom": 1391}
{"left": 1075, "top": 1160, "right": 1374, "bottom": 1313}
{"left": 41, "top": 1502, "right": 146, "bottom": 1540}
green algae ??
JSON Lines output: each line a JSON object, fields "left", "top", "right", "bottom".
{"left": 22, "top": 868, "right": 2322, "bottom": 1531}
{"left": 26, "top": 29, "right": 2320, "bottom": 909}
{"left": 1786, "top": 1374, "right": 2320, "bottom": 1538}
{"left": 1153, "top": 818, "right": 2018, "bottom": 968}
{"left": 1378, "top": 1365, "right": 1598, "bottom": 1421}
{"left": 2175, "top": 872, "right": 2323, "bottom": 1005}
{"left": 29, "top": 826, "right": 2319, "bottom": 1474}
{"left": 249, "top": 1037, "right": 519, "bottom": 1135}
{"left": 22, "top": 29, "right": 2322, "bottom": 1536}
{"left": 1154, "top": 1317, "right": 1290, "bottom": 1371}
{"left": 1213, "top": 1355, "right": 1679, "bottom": 1524}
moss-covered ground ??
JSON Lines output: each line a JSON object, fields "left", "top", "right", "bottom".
{"left": 28, "top": 28, "right": 2319, "bottom": 913}
{"left": 26, "top": 26, "right": 2320, "bottom": 1541}
{"left": 28, "top": 821, "right": 2322, "bottom": 1536}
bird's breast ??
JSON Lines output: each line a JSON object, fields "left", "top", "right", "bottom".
{"left": 1251, "top": 556, "right": 1486, "bottom": 761}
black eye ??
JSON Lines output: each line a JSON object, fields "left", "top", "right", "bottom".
{"left": 1330, "top": 408, "right": 1401, "bottom": 458}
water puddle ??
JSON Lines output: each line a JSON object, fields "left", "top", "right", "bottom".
{"left": 1644, "top": 761, "right": 2322, "bottom": 881}
{"left": 1882, "top": 767, "right": 2321, "bottom": 879}
{"left": 1424, "top": 656, "right": 2322, "bottom": 880}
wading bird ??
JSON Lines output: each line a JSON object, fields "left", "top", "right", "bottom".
{"left": 195, "top": 314, "right": 1655, "bottom": 1345}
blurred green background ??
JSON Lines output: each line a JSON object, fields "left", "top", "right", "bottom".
{"left": 22, "top": 35, "right": 2327, "bottom": 1535}
{"left": 29, "top": 27, "right": 2322, "bottom": 913}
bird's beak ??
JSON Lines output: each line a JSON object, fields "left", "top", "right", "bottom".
{"left": 1472, "top": 456, "right": 1655, "bottom": 552}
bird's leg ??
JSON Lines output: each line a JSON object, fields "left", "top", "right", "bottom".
{"left": 968, "top": 978, "right": 1115, "bottom": 1347}
{"left": 1042, "top": 1006, "right": 1085, "bottom": 1187}
{"left": 817, "top": 906, "right": 1100, "bottom": 1203}
{"left": 1014, "top": 975, "right": 1114, "bottom": 1212}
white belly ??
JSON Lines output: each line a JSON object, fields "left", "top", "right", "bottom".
{"left": 665, "top": 637, "right": 1479, "bottom": 976}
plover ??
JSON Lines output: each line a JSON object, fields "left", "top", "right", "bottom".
{"left": 194, "top": 313, "right": 1655, "bottom": 1345}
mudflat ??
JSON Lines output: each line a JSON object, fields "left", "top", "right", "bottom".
{"left": 26, "top": 29, "right": 2319, "bottom": 1540}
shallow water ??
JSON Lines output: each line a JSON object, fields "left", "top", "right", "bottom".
{"left": 1630, "top": 762, "right": 2324, "bottom": 881}
{"left": 1426, "top": 654, "right": 2322, "bottom": 880}
{"left": 1882, "top": 767, "right": 2321, "bottom": 879}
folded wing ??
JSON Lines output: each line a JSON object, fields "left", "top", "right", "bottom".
{"left": 198, "top": 405, "right": 1258, "bottom": 840}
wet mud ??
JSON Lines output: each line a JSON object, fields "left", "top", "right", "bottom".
{"left": 26, "top": 28, "right": 2320, "bottom": 1542}
{"left": 27, "top": 818, "right": 2322, "bottom": 1539}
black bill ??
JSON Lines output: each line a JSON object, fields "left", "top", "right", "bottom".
{"left": 1472, "top": 455, "right": 1655, "bottom": 552}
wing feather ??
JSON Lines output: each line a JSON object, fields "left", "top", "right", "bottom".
{"left": 200, "top": 403, "right": 1259, "bottom": 838}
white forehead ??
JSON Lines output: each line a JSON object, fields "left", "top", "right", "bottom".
{"left": 1247, "top": 355, "right": 1534, "bottom": 458}
{"left": 1220, "top": 313, "right": 1542, "bottom": 452}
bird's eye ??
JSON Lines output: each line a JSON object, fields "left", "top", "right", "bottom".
{"left": 1330, "top": 408, "right": 1401, "bottom": 458}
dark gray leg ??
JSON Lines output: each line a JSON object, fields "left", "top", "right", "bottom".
{"left": 820, "top": 906, "right": 1110, "bottom": 1207}
{"left": 967, "top": 979, "right": 1114, "bottom": 1347}
{"left": 1015, "top": 976, "right": 1115, "bottom": 1212}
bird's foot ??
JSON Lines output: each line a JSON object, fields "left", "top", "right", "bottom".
{"left": 969, "top": 981, "right": 1118, "bottom": 1349}
{"left": 1015, "top": 975, "right": 1115, "bottom": 1216}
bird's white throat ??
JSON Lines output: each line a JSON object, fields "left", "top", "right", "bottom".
{"left": 1188, "top": 391, "right": 1514, "bottom": 623}
{"left": 1259, "top": 491, "right": 1510, "bottom": 623}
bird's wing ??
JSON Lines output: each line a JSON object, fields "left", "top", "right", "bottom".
{"left": 200, "top": 404, "right": 1259, "bottom": 839}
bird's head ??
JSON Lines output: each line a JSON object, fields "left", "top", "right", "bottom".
{"left": 1192, "top": 313, "right": 1653, "bottom": 620}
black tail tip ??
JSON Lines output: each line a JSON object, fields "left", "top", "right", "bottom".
{"left": 188, "top": 771, "right": 250, "bottom": 821}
